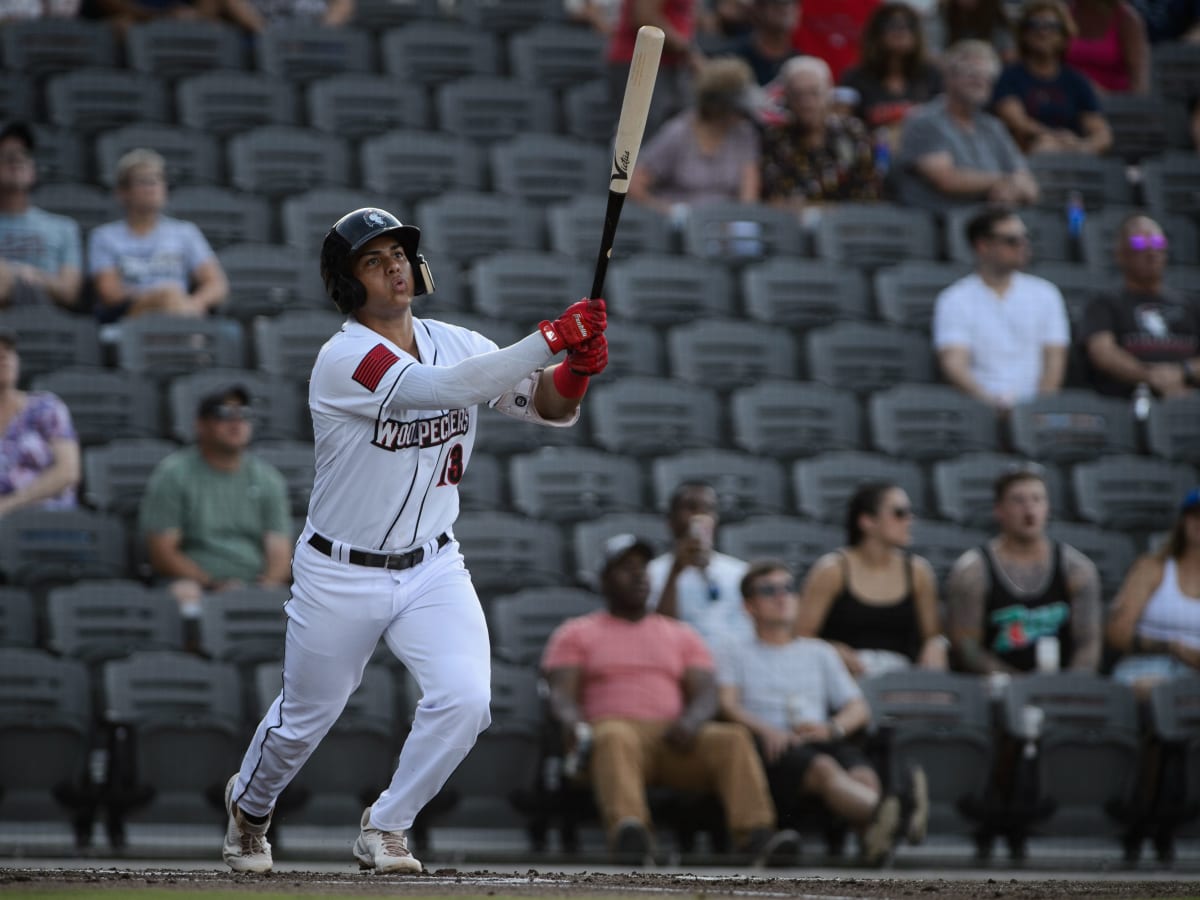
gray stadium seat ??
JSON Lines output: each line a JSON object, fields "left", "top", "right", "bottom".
{"left": 46, "top": 580, "right": 179, "bottom": 663}
{"left": 31, "top": 368, "right": 159, "bottom": 446}
{"left": 453, "top": 512, "right": 566, "bottom": 594}
{"left": 730, "top": 380, "right": 860, "bottom": 459}
{"left": 94, "top": 125, "right": 221, "bottom": 188}
{"left": 601, "top": 316, "right": 666, "bottom": 379}
{"left": 228, "top": 126, "right": 351, "bottom": 197}
{"left": 740, "top": 258, "right": 870, "bottom": 329}
{"left": 943, "top": 205, "right": 1072, "bottom": 266}
{"left": 253, "top": 309, "right": 343, "bottom": 380}
{"left": 606, "top": 253, "right": 735, "bottom": 323}
{"left": 307, "top": 73, "right": 430, "bottom": 137}
{"left": 168, "top": 369, "right": 306, "bottom": 444}
{"left": 912, "top": 518, "right": 990, "bottom": 584}
{"left": 167, "top": 186, "right": 274, "bottom": 249}
{"left": 1103, "top": 94, "right": 1192, "bottom": 163}
{"left": 124, "top": 19, "right": 245, "bottom": 79}
{"left": 416, "top": 191, "right": 542, "bottom": 262}
{"left": 470, "top": 252, "right": 591, "bottom": 326}
{"left": 562, "top": 78, "right": 614, "bottom": 143}
{"left": 1026, "top": 261, "right": 1109, "bottom": 326}
{"left": 813, "top": 203, "right": 938, "bottom": 268}
{"left": 681, "top": 200, "right": 805, "bottom": 263}
{"left": 718, "top": 515, "right": 839, "bottom": 578}
{"left": 255, "top": 22, "right": 374, "bottom": 82}
{"left": 0, "top": 307, "right": 101, "bottom": 384}
{"left": 29, "top": 125, "right": 85, "bottom": 184}
{"left": 1141, "top": 152, "right": 1200, "bottom": 225}
{"left": 1, "top": 19, "right": 117, "bottom": 77}
{"left": 280, "top": 187, "right": 380, "bottom": 256}
{"left": 509, "top": 24, "right": 606, "bottom": 91}
{"left": 509, "top": 447, "right": 643, "bottom": 522}
{"left": 0, "top": 74, "right": 35, "bottom": 125}
{"left": 0, "top": 648, "right": 90, "bottom": 823}
{"left": 82, "top": 439, "right": 178, "bottom": 520}
{"left": 588, "top": 376, "right": 721, "bottom": 455}
{"left": 1028, "top": 153, "right": 1134, "bottom": 211}
{"left": 1080, "top": 208, "right": 1199, "bottom": 273}
{"left": 217, "top": 242, "right": 316, "bottom": 319}
{"left": 355, "top": 0, "right": 439, "bottom": 27}
{"left": 252, "top": 440, "right": 315, "bottom": 518}
{"left": 572, "top": 512, "right": 670, "bottom": 588}
{"left": 0, "top": 588, "right": 35, "bottom": 648}
{"left": 488, "top": 587, "right": 603, "bottom": 665}
{"left": 360, "top": 130, "right": 484, "bottom": 205}
{"left": 874, "top": 261, "right": 969, "bottom": 332}
{"left": 1151, "top": 42, "right": 1200, "bottom": 103}
{"left": 1071, "top": 455, "right": 1196, "bottom": 531}
{"left": 652, "top": 449, "right": 787, "bottom": 521}
{"left": 933, "top": 454, "right": 1064, "bottom": 529}
{"left": 115, "top": 315, "right": 245, "bottom": 379}
{"left": 176, "top": 71, "right": 299, "bottom": 137}
{"left": 435, "top": 77, "right": 556, "bottom": 144}
{"left": 380, "top": 21, "right": 502, "bottom": 87}
{"left": 0, "top": 508, "right": 128, "bottom": 588}
{"left": 1008, "top": 390, "right": 1136, "bottom": 463}
{"left": 868, "top": 383, "right": 998, "bottom": 460}
{"left": 667, "top": 318, "right": 798, "bottom": 390}
{"left": 45, "top": 68, "right": 169, "bottom": 134}
{"left": 1146, "top": 393, "right": 1200, "bottom": 464}
{"left": 30, "top": 182, "right": 119, "bottom": 236}
{"left": 489, "top": 134, "right": 608, "bottom": 206}
{"left": 805, "top": 321, "right": 935, "bottom": 394}
{"left": 458, "top": 0, "right": 565, "bottom": 32}
{"left": 197, "top": 586, "right": 289, "bottom": 664}
{"left": 457, "top": 450, "right": 504, "bottom": 512}
{"left": 432, "top": 312, "right": 524, "bottom": 351}
{"left": 792, "top": 451, "right": 926, "bottom": 523}
{"left": 546, "top": 195, "right": 673, "bottom": 260}
{"left": 1046, "top": 521, "right": 1139, "bottom": 603}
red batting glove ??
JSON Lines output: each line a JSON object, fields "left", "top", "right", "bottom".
{"left": 539, "top": 298, "right": 606, "bottom": 354}
{"left": 567, "top": 333, "right": 608, "bottom": 376}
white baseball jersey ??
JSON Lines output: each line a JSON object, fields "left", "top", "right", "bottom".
{"left": 307, "top": 317, "right": 575, "bottom": 553}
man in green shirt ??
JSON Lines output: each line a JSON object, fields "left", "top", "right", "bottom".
{"left": 140, "top": 384, "right": 292, "bottom": 621}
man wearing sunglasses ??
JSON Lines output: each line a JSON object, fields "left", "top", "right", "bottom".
{"left": 1081, "top": 213, "right": 1200, "bottom": 399}
{"left": 139, "top": 384, "right": 292, "bottom": 636}
{"left": 933, "top": 206, "right": 1070, "bottom": 413}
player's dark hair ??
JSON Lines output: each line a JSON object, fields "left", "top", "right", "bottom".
{"left": 740, "top": 558, "right": 793, "bottom": 600}
{"left": 846, "top": 481, "right": 898, "bottom": 546}
{"left": 992, "top": 464, "right": 1046, "bottom": 503}
{"left": 965, "top": 206, "right": 1019, "bottom": 249}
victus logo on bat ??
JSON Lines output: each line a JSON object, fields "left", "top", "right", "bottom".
{"left": 611, "top": 149, "right": 631, "bottom": 182}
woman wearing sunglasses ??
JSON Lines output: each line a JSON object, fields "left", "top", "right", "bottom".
{"left": 793, "top": 481, "right": 948, "bottom": 679}
{"left": 991, "top": 0, "right": 1113, "bottom": 155}
{"left": 1080, "top": 212, "right": 1200, "bottom": 399}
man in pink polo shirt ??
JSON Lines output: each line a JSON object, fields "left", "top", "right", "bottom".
{"left": 542, "top": 533, "right": 800, "bottom": 865}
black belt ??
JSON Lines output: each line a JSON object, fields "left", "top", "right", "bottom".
{"left": 307, "top": 532, "right": 449, "bottom": 570}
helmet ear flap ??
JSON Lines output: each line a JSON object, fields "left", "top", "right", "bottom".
{"left": 333, "top": 272, "right": 365, "bottom": 313}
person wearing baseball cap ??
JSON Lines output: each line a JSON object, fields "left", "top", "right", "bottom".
{"left": 1107, "top": 487, "right": 1200, "bottom": 696}
{"left": 542, "top": 532, "right": 801, "bottom": 866}
{"left": 0, "top": 328, "right": 81, "bottom": 516}
{"left": 0, "top": 121, "right": 83, "bottom": 310}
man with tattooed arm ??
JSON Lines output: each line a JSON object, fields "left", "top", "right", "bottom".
{"left": 945, "top": 466, "right": 1102, "bottom": 674}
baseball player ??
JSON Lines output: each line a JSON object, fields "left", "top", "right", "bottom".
{"left": 222, "top": 207, "right": 608, "bottom": 875}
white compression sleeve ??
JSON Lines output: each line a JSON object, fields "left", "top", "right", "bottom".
{"left": 387, "top": 333, "right": 555, "bottom": 411}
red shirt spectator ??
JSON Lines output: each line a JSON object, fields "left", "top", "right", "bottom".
{"left": 790, "top": 0, "right": 880, "bottom": 82}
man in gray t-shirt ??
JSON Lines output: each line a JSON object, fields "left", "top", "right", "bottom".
{"left": 894, "top": 41, "right": 1038, "bottom": 213}
{"left": 716, "top": 559, "right": 928, "bottom": 863}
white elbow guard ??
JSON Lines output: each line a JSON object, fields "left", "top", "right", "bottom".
{"left": 490, "top": 369, "right": 579, "bottom": 428}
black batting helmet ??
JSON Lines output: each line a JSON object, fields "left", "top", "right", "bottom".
{"left": 319, "top": 207, "right": 434, "bottom": 314}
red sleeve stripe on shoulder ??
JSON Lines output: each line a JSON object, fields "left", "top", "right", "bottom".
{"left": 352, "top": 343, "right": 400, "bottom": 392}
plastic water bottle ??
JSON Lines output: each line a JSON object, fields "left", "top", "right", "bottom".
{"left": 1133, "top": 382, "right": 1152, "bottom": 422}
{"left": 1066, "top": 190, "right": 1086, "bottom": 240}
{"left": 874, "top": 135, "right": 891, "bottom": 180}
{"left": 562, "top": 722, "right": 593, "bottom": 779}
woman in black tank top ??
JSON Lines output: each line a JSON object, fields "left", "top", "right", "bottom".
{"left": 795, "top": 481, "right": 949, "bottom": 677}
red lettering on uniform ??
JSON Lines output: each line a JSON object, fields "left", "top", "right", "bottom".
{"left": 352, "top": 344, "right": 400, "bottom": 392}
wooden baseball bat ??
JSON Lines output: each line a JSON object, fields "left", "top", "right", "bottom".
{"left": 589, "top": 25, "right": 664, "bottom": 301}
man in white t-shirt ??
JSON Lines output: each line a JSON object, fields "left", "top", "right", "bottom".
{"left": 648, "top": 480, "right": 752, "bottom": 647}
{"left": 933, "top": 206, "right": 1069, "bottom": 413}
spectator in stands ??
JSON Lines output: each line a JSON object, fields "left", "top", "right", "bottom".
{"left": 790, "top": 0, "right": 880, "bottom": 83}
{"left": 1065, "top": 0, "right": 1150, "bottom": 93}
{"left": 0, "top": 330, "right": 80, "bottom": 516}
{"left": 716, "top": 0, "right": 801, "bottom": 85}
{"left": 0, "top": 122, "right": 82, "bottom": 311}
{"left": 648, "top": 480, "right": 752, "bottom": 648}
{"left": 992, "top": 0, "right": 1114, "bottom": 155}
{"left": 794, "top": 482, "right": 948, "bottom": 678}
{"left": 946, "top": 465, "right": 1103, "bottom": 674}
{"left": 940, "top": 0, "right": 1017, "bottom": 61}
{"left": 629, "top": 57, "right": 761, "bottom": 219}
{"left": 139, "top": 384, "right": 291, "bottom": 626}
{"left": 608, "top": 0, "right": 704, "bottom": 136}
{"left": 933, "top": 206, "right": 1069, "bottom": 413}
{"left": 88, "top": 149, "right": 228, "bottom": 324}
{"left": 219, "top": 0, "right": 353, "bottom": 32}
{"left": 719, "top": 558, "right": 926, "bottom": 863}
{"left": 1106, "top": 487, "right": 1200, "bottom": 696}
{"left": 839, "top": 3, "right": 942, "bottom": 149}
{"left": 894, "top": 41, "right": 1039, "bottom": 212}
{"left": 700, "top": 0, "right": 755, "bottom": 38}
{"left": 0, "top": 0, "right": 79, "bottom": 20}
{"left": 1131, "top": 0, "right": 1200, "bottom": 42}
{"left": 91, "top": 0, "right": 222, "bottom": 34}
{"left": 1080, "top": 212, "right": 1200, "bottom": 399}
{"left": 565, "top": 0, "right": 621, "bottom": 34}
{"left": 761, "top": 56, "right": 881, "bottom": 212}
{"left": 542, "top": 534, "right": 801, "bottom": 865}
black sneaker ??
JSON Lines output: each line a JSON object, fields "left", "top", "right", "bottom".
{"left": 611, "top": 817, "right": 653, "bottom": 864}
{"left": 739, "top": 827, "right": 801, "bottom": 867}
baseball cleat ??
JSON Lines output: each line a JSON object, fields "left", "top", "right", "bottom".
{"left": 353, "top": 806, "right": 423, "bottom": 874}
{"left": 222, "top": 775, "right": 273, "bottom": 874}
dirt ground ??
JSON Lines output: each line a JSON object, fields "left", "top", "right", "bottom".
{"left": 4, "top": 868, "right": 1200, "bottom": 899}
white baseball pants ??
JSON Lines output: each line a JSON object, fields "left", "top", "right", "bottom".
{"left": 230, "top": 534, "right": 492, "bottom": 832}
